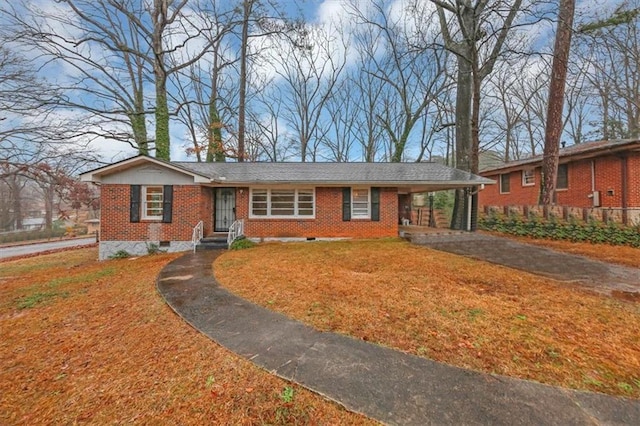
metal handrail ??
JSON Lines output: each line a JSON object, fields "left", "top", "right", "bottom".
{"left": 192, "top": 220, "right": 203, "bottom": 252}
{"left": 227, "top": 219, "right": 244, "bottom": 246}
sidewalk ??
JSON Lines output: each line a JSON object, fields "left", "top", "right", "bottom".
{"left": 157, "top": 249, "right": 640, "bottom": 425}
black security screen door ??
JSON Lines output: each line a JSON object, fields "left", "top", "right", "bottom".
{"left": 214, "top": 188, "right": 236, "bottom": 232}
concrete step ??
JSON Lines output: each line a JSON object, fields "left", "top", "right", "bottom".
{"left": 201, "top": 236, "right": 227, "bottom": 244}
{"left": 196, "top": 241, "right": 228, "bottom": 251}
{"left": 196, "top": 235, "right": 228, "bottom": 251}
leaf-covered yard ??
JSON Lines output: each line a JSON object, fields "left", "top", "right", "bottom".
{"left": 0, "top": 249, "right": 372, "bottom": 425}
{"left": 215, "top": 239, "right": 640, "bottom": 398}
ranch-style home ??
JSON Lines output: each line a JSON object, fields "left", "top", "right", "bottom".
{"left": 479, "top": 139, "right": 640, "bottom": 224}
{"left": 80, "top": 155, "right": 492, "bottom": 259}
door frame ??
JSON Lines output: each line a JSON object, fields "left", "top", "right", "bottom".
{"left": 214, "top": 187, "right": 236, "bottom": 232}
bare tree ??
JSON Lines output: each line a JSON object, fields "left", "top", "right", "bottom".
{"left": 431, "top": 0, "right": 527, "bottom": 229}
{"left": 577, "top": 4, "right": 640, "bottom": 140}
{"left": 348, "top": 0, "right": 449, "bottom": 162}
{"left": 266, "top": 22, "right": 348, "bottom": 162}
{"left": 170, "top": 2, "right": 240, "bottom": 162}
{"left": 2, "top": 1, "right": 153, "bottom": 154}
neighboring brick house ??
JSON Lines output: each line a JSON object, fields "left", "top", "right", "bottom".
{"left": 479, "top": 139, "right": 640, "bottom": 224}
{"left": 81, "top": 155, "right": 491, "bottom": 259}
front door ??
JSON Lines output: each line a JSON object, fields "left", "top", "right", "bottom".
{"left": 214, "top": 188, "right": 236, "bottom": 232}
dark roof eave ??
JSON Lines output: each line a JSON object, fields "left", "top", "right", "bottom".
{"left": 481, "top": 140, "right": 640, "bottom": 175}
{"left": 210, "top": 179, "right": 494, "bottom": 186}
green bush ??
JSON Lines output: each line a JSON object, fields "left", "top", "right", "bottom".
{"left": 230, "top": 237, "right": 256, "bottom": 250}
{"left": 146, "top": 242, "right": 166, "bottom": 255}
{"left": 109, "top": 250, "right": 131, "bottom": 259}
{"left": 479, "top": 213, "right": 640, "bottom": 248}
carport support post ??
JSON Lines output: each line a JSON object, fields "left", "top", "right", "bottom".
{"left": 466, "top": 188, "right": 472, "bottom": 231}
{"left": 464, "top": 187, "right": 479, "bottom": 232}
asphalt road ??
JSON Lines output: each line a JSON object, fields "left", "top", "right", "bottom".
{"left": 0, "top": 237, "right": 96, "bottom": 260}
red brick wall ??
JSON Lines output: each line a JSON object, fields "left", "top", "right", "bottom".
{"left": 629, "top": 155, "right": 640, "bottom": 207}
{"left": 200, "top": 187, "right": 214, "bottom": 236}
{"left": 235, "top": 187, "right": 398, "bottom": 238}
{"left": 100, "top": 184, "right": 201, "bottom": 241}
{"left": 101, "top": 185, "right": 399, "bottom": 242}
{"left": 479, "top": 153, "right": 640, "bottom": 209}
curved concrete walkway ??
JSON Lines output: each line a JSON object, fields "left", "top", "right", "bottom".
{"left": 157, "top": 248, "right": 639, "bottom": 425}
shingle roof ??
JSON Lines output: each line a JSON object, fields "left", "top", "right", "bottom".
{"left": 481, "top": 139, "right": 640, "bottom": 174}
{"left": 173, "top": 161, "right": 493, "bottom": 186}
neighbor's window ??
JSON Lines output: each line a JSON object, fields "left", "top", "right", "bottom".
{"left": 557, "top": 164, "right": 568, "bottom": 189}
{"left": 351, "top": 188, "right": 370, "bottom": 218}
{"left": 499, "top": 173, "right": 510, "bottom": 194}
{"left": 142, "top": 186, "right": 163, "bottom": 219}
{"left": 522, "top": 169, "right": 535, "bottom": 186}
{"left": 250, "top": 188, "right": 315, "bottom": 218}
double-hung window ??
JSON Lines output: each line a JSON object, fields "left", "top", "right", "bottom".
{"left": 351, "top": 188, "right": 370, "bottom": 219}
{"left": 250, "top": 188, "right": 315, "bottom": 218}
{"left": 130, "top": 185, "right": 172, "bottom": 223}
{"left": 522, "top": 169, "right": 535, "bottom": 186}
{"left": 142, "top": 186, "right": 164, "bottom": 220}
{"left": 556, "top": 164, "right": 568, "bottom": 189}
{"left": 499, "top": 173, "right": 510, "bottom": 194}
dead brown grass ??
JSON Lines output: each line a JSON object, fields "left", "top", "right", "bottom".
{"left": 0, "top": 248, "right": 374, "bottom": 425}
{"left": 215, "top": 239, "right": 640, "bottom": 399}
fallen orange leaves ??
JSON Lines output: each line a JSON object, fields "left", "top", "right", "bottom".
{"left": 0, "top": 248, "right": 373, "bottom": 425}
{"left": 215, "top": 239, "right": 640, "bottom": 398}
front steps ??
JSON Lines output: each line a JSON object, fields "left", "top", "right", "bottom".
{"left": 196, "top": 234, "right": 228, "bottom": 251}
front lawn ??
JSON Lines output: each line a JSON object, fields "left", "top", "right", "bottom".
{"left": 214, "top": 239, "right": 640, "bottom": 398}
{"left": 0, "top": 249, "right": 372, "bottom": 425}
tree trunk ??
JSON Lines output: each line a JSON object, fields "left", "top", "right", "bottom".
{"left": 154, "top": 80, "right": 170, "bottom": 160}
{"left": 132, "top": 82, "right": 148, "bottom": 155}
{"left": 541, "top": 0, "right": 575, "bottom": 205}
{"left": 207, "top": 102, "right": 225, "bottom": 162}
{"left": 152, "top": 0, "right": 170, "bottom": 161}
{"left": 238, "top": 0, "right": 253, "bottom": 162}
{"left": 450, "top": 56, "right": 473, "bottom": 230}
{"left": 10, "top": 177, "right": 23, "bottom": 230}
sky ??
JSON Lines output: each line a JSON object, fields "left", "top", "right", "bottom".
{"left": 2, "top": 0, "right": 633, "bottom": 166}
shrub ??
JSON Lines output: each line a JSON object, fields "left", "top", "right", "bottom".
{"left": 146, "top": 242, "right": 165, "bottom": 255}
{"left": 230, "top": 236, "right": 256, "bottom": 250}
{"left": 0, "top": 228, "right": 66, "bottom": 244}
{"left": 109, "top": 250, "right": 131, "bottom": 259}
{"left": 478, "top": 212, "right": 640, "bottom": 248}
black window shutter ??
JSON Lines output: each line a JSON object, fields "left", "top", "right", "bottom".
{"left": 130, "top": 185, "right": 141, "bottom": 223}
{"left": 342, "top": 187, "right": 351, "bottom": 221}
{"left": 162, "top": 185, "right": 173, "bottom": 223}
{"left": 371, "top": 187, "right": 380, "bottom": 222}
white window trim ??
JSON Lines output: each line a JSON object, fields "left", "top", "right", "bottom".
{"left": 249, "top": 188, "right": 316, "bottom": 219}
{"left": 351, "top": 187, "right": 371, "bottom": 219}
{"left": 499, "top": 174, "right": 510, "bottom": 194}
{"left": 522, "top": 170, "right": 535, "bottom": 187}
{"left": 142, "top": 185, "right": 163, "bottom": 220}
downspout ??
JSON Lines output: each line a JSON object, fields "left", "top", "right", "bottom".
{"left": 590, "top": 160, "right": 595, "bottom": 193}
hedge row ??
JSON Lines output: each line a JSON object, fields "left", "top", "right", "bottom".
{"left": 478, "top": 213, "right": 640, "bottom": 247}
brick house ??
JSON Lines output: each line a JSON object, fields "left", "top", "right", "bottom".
{"left": 479, "top": 139, "right": 640, "bottom": 224}
{"left": 80, "top": 155, "right": 491, "bottom": 259}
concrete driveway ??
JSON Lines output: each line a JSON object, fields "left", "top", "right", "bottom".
{"left": 411, "top": 232, "right": 640, "bottom": 297}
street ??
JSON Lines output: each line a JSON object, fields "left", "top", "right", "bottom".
{"left": 0, "top": 237, "right": 96, "bottom": 260}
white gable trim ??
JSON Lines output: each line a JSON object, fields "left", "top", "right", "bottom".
{"left": 80, "top": 155, "right": 212, "bottom": 184}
